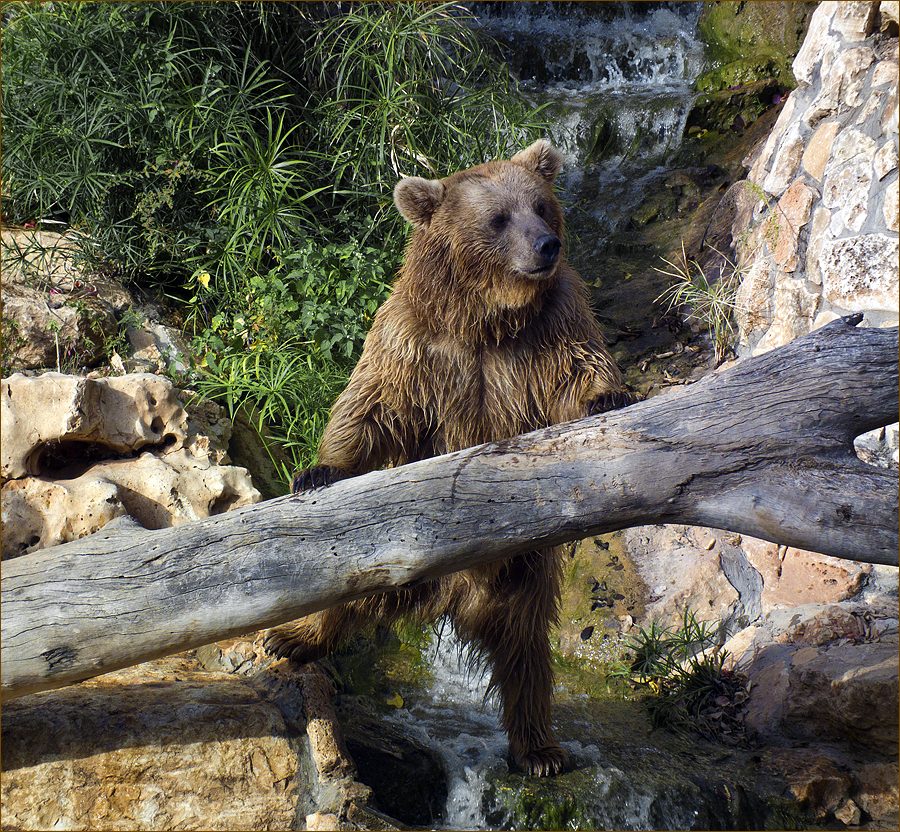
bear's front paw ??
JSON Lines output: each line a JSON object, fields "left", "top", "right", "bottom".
{"left": 513, "top": 744, "right": 570, "bottom": 777}
{"left": 291, "top": 465, "right": 347, "bottom": 494}
{"left": 588, "top": 389, "right": 643, "bottom": 416}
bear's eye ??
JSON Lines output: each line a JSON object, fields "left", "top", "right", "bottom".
{"left": 534, "top": 202, "right": 546, "bottom": 218}
{"left": 490, "top": 212, "right": 509, "bottom": 231}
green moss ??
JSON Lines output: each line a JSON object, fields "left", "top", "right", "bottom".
{"left": 696, "top": 1, "right": 816, "bottom": 93}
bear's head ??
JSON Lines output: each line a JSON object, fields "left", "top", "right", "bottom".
{"left": 393, "top": 140, "right": 567, "bottom": 303}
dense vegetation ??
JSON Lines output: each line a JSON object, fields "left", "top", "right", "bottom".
{"left": 2, "top": 1, "right": 543, "bottom": 484}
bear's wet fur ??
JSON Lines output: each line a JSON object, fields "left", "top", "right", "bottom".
{"left": 265, "top": 140, "right": 628, "bottom": 776}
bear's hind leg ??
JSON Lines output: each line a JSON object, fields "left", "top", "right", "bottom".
{"left": 452, "top": 549, "right": 569, "bottom": 777}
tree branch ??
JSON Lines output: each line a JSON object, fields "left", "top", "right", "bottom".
{"left": 2, "top": 316, "right": 896, "bottom": 702}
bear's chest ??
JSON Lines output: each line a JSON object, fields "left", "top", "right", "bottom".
{"left": 420, "top": 338, "right": 561, "bottom": 451}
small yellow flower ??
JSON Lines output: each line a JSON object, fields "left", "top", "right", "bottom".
{"left": 197, "top": 272, "right": 211, "bottom": 289}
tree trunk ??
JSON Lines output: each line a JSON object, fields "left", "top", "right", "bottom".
{"left": 2, "top": 316, "right": 896, "bottom": 702}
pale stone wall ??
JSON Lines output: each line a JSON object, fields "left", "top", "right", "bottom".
{"left": 733, "top": 0, "right": 898, "bottom": 356}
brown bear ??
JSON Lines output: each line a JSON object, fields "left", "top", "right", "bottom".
{"left": 264, "top": 139, "right": 632, "bottom": 776}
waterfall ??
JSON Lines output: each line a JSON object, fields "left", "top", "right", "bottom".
{"left": 473, "top": 1, "right": 705, "bottom": 240}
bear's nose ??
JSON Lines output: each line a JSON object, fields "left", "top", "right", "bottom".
{"left": 534, "top": 234, "right": 561, "bottom": 264}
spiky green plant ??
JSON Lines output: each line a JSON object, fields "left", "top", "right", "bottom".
{"left": 655, "top": 243, "right": 744, "bottom": 364}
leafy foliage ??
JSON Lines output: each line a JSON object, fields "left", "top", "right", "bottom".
{"left": 2, "top": 2, "right": 545, "bottom": 488}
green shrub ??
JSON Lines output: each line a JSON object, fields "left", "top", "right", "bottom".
{"left": 612, "top": 610, "right": 748, "bottom": 744}
{"left": 2, "top": 1, "right": 545, "bottom": 488}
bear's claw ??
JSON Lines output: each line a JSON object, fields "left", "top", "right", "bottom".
{"left": 514, "top": 744, "right": 570, "bottom": 777}
{"left": 262, "top": 628, "right": 325, "bottom": 665}
{"left": 291, "top": 465, "right": 347, "bottom": 494}
{"left": 588, "top": 389, "right": 643, "bottom": 415}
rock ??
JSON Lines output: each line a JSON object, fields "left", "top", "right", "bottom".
{"left": 853, "top": 761, "right": 899, "bottom": 821}
{"left": 624, "top": 526, "right": 740, "bottom": 630}
{"left": 762, "top": 122, "right": 804, "bottom": 196}
{"left": 805, "top": 206, "right": 833, "bottom": 285}
{"left": 834, "top": 797, "right": 862, "bottom": 826}
{"left": 811, "top": 309, "right": 841, "bottom": 329}
{"left": 741, "top": 539, "right": 871, "bottom": 610}
{"left": 0, "top": 475, "right": 127, "bottom": 558}
{"left": 0, "top": 656, "right": 307, "bottom": 830}
{"left": 0, "top": 229, "right": 134, "bottom": 373}
{"left": 766, "top": 749, "right": 853, "bottom": 820}
{"left": 125, "top": 321, "right": 192, "bottom": 376}
{"left": 822, "top": 128, "right": 877, "bottom": 233}
{"left": 785, "top": 637, "right": 899, "bottom": 755}
{"left": 801, "top": 120, "right": 840, "bottom": 181}
{"left": 734, "top": 258, "right": 776, "bottom": 347}
{"left": 831, "top": 2, "right": 879, "bottom": 41}
{"left": 0, "top": 372, "right": 259, "bottom": 556}
{"left": 335, "top": 697, "right": 448, "bottom": 828}
{"left": 752, "top": 275, "right": 820, "bottom": 354}
{"left": 884, "top": 178, "right": 899, "bottom": 230}
{"left": 793, "top": 3, "right": 839, "bottom": 86}
{"left": 814, "top": 45, "right": 877, "bottom": 114}
{"left": 307, "top": 813, "right": 342, "bottom": 830}
{"left": 770, "top": 180, "right": 815, "bottom": 271}
{"left": 228, "top": 407, "right": 294, "bottom": 500}
{"left": 1, "top": 282, "right": 119, "bottom": 373}
{"left": 0, "top": 373, "right": 189, "bottom": 480}
{"left": 1, "top": 450, "right": 259, "bottom": 555}
{"left": 873, "top": 56, "right": 899, "bottom": 87}
{"left": 820, "top": 234, "right": 900, "bottom": 311}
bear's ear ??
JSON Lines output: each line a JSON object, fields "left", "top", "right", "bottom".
{"left": 393, "top": 177, "right": 445, "bottom": 227}
{"left": 510, "top": 139, "right": 564, "bottom": 182}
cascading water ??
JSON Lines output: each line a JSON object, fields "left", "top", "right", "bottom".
{"left": 472, "top": 1, "right": 705, "bottom": 244}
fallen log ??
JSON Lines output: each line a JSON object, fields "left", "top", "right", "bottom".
{"left": 2, "top": 315, "right": 897, "bottom": 701}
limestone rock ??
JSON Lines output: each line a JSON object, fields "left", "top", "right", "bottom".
{"left": 853, "top": 761, "right": 899, "bottom": 821}
{"left": 0, "top": 373, "right": 189, "bottom": 480}
{"left": 881, "top": 0, "right": 900, "bottom": 27}
{"left": 785, "top": 637, "right": 899, "bottom": 755}
{"left": 1, "top": 229, "right": 133, "bottom": 373}
{"left": 624, "top": 526, "right": 740, "bottom": 629}
{"left": 884, "top": 177, "right": 899, "bottom": 230}
{"left": 822, "top": 128, "right": 877, "bottom": 233}
{"left": 793, "top": 3, "right": 839, "bottom": 86}
{"left": 770, "top": 180, "right": 815, "bottom": 271}
{"left": 820, "top": 234, "right": 900, "bottom": 311}
{"left": 0, "top": 371, "right": 258, "bottom": 557}
{"left": 801, "top": 121, "right": 840, "bottom": 181}
{"left": 766, "top": 749, "right": 854, "bottom": 820}
{"left": 1, "top": 450, "right": 259, "bottom": 556}
{"left": 805, "top": 206, "right": 833, "bottom": 285}
{"left": 1, "top": 282, "right": 119, "bottom": 373}
{"left": 752, "top": 275, "right": 820, "bottom": 354}
{"left": 741, "top": 538, "right": 871, "bottom": 610}
{"left": 0, "top": 656, "right": 306, "bottom": 830}
{"left": 831, "top": 1, "right": 879, "bottom": 41}
{"left": 762, "top": 122, "right": 804, "bottom": 196}
{"left": 0, "top": 475, "right": 127, "bottom": 558}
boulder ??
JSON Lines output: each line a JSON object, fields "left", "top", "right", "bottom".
{"left": 0, "top": 372, "right": 259, "bottom": 557}
{"left": 0, "top": 373, "right": 189, "bottom": 480}
{"left": 0, "top": 656, "right": 307, "bottom": 831}
{"left": 1, "top": 229, "right": 131, "bottom": 373}
{"left": 1, "top": 450, "right": 259, "bottom": 555}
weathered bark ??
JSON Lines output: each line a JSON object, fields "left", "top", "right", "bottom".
{"left": 2, "top": 316, "right": 896, "bottom": 702}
